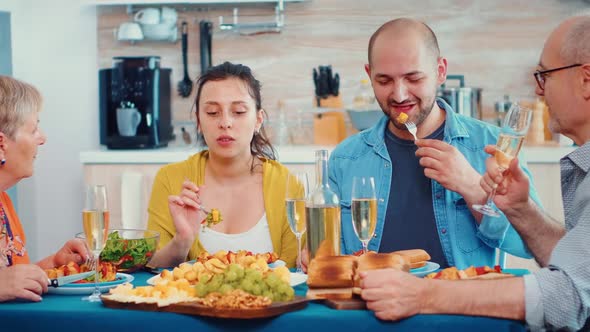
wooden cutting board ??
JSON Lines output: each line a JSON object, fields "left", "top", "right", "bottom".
{"left": 324, "top": 297, "right": 366, "bottom": 310}
{"left": 305, "top": 290, "right": 367, "bottom": 310}
{"left": 101, "top": 295, "right": 309, "bottom": 319}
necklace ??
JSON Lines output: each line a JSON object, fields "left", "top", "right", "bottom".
{"left": 0, "top": 198, "right": 26, "bottom": 267}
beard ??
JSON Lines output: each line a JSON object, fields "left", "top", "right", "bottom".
{"left": 378, "top": 94, "right": 437, "bottom": 131}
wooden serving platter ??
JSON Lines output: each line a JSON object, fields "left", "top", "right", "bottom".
{"left": 101, "top": 295, "right": 309, "bottom": 319}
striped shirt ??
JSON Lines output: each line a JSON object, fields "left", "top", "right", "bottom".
{"left": 524, "top": 141, "right": 590, "bottom": 331}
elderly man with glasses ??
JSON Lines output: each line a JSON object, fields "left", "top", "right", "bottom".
{"left": 358, "top": 15, "right": 590, "bottom": 331}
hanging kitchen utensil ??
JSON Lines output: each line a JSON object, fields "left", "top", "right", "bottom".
{"left": 177, "top": 21, "right": 193, "bottom": 98}
{"left": 199, "top": 20, "right": 213, "bottom": 74}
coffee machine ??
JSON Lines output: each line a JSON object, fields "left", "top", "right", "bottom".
{"left": 99, "top": 56, "right": 173, "bottom": 149}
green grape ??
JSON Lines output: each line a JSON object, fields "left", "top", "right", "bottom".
{"left": 236, "top": 266, "right": 245, "bottom": 279}
{"left": 264, "top": 273, "right": 280, "bottom": 288}
{"left": 200, "top": 274, "right": 212, "bottom": 284}
{"left": 219, "top": 284, "right": 234, "bottom": 294}
{"left": 240, "top": 278, "right": 254, "bottom": 292}
{"left": 225, "top": 270, "right": 238, "bottom": 282}
{"left": 228, "top": 263, "right": 242, "bottom": 274}
{"left": 195, "top": 283, "right": 208, "bottom": 297}
{"left": 277, "top": 283, "right": 290, "bottom": 295}
{"left": 285, "top": 287, "right": 295, "bottom": 299}
{"left": 212, "top": 273, "right": 224, "bottom": 283}
{"left": 194, "top": 264, "right": 294, "bottom": 302}
{"left": 251, "top": 284, "right": 262, "bottom": 296}
{"left": 208, "top": 278, "right": 223, "bottom": 292}
{"left": 248, "top": 269, "right": 263, "bottom": 281}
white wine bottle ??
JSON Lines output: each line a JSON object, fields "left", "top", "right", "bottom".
{"left": 305, "top": 150, "right": 341, "bottom": 260}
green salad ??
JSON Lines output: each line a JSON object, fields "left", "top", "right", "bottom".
{"left": 100, "top": 231, "right": 157, "bottom": 271}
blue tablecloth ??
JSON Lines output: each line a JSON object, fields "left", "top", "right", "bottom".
{"left": 1, "top": 270, "right": 527, "bottom": 332}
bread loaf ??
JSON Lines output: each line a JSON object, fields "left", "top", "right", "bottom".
{"left": 306, "top": 253, "right": 412, "bottom": 298}
{"left": 307, "top": 255, "right": 356, "bottom": 289}
{"left": 356, "top": 252, "right": 410, "bottom": 273}
{"left": 352, "top": 253, "right": 409, "bottom": 293}
{"left": 392, "top": 249, "right": 430, "bottom": 269}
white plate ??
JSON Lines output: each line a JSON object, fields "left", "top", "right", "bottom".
{"left": 268, "top": 260, "right": 286, "bottom": 269}
{"left": 147, "top": 271, "right": 307, "bottom": 287}
{"left": 410, "top": 261, "right": 440, "bottom": 278}
{"left": 146, "top": 274, "right": 162, "bottom": 286}
{"left": 47, "top": 273, "right": 134, "bottom": 295}
{"left": 289, "top": 272, "right": 308, "bottom": 287}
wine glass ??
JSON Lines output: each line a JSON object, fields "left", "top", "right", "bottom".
{"left": 285, "top": 172, "right": 309, "bottom": 274}
{"left": 472, "top": 103, "right": 533, "bottom": 217}
{"left": 80, "top": 184, "right": 110, "bottom": 302}
{"left": 351, "top": 176, "right": 377, "bottom": 254}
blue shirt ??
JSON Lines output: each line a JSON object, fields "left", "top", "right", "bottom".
{"left": 328, "top": 98, "right": 539, "bottom": 269}
{"left": 380, "top": 121, "right": 448, "bottom": 268}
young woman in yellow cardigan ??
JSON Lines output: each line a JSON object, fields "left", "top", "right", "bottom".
{"left": 147, "top": 62, "right": 297, "bottom": 268}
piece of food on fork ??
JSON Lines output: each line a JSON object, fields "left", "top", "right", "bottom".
{"left": 201, "top": 207, "right": 222, "bottom": 227}
{"left": 396, "top": 112, "right": 409, "bottom": 124}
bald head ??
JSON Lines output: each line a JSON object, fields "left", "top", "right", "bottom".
{"left": 559, "top": 16, "right": 590, "bottom": 65}
{"left": 368, "top": 18, "right": 440, "bottom": 66}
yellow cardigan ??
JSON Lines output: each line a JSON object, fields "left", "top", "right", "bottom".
{"left": 147, "top": 150, "right": 297, "bottom": 267}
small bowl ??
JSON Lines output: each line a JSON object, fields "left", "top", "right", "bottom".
{"left": 347, "top": 109, "right": 384, "bottom": 131}
{"left": 100, "top": 229, "right": 160, "bottom": 273}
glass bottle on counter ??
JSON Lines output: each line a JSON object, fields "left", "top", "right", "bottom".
{"left": 305, "top": 150, "right": 341, "bottom": 260}
{"left": 274, "top": 100, "right": 290, "bottom": 146}
{"left": 352, "top": 79, "right": 375, "bottom": 110}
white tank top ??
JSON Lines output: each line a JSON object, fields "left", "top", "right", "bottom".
{"left": 199, "top": 214, "right": 274, "bottom": 254}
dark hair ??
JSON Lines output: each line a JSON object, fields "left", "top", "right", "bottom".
{"left": 193, "top": 61, "right": 276, "bottom": 165}
{"left": 368, "top": 18, "right": 440, "bottom": 66}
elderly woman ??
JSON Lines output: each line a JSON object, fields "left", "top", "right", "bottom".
{"left": 147, "top": 62, "right": 297, "bottom": 268}
{"left": 0, "top": 76, "right": 87, "bottom": 302}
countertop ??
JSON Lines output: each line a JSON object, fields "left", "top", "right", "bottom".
{"left": 80, "top": 144, "right": 576, "bottom": 164}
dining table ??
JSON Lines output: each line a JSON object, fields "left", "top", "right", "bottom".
{"left": 1, "top": 269, "right": 528, "bottom": 331}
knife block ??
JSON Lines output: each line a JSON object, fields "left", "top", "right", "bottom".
{"left": 316, "top": 95, "right": 343, "bottom": 108}
{"left": 313, "top": 95, "right": 346, "bottom": 145}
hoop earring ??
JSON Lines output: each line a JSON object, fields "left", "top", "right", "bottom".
{"left": 0, "top": 159, "right": 5, "bottom": 166}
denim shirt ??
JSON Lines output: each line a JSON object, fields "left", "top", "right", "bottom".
{"left": 328, "top": 99, "right": 538, "bottom": 269}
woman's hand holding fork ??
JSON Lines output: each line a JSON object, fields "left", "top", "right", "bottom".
{"left": 168, "top": 179, "right": 207, "bottom": 249}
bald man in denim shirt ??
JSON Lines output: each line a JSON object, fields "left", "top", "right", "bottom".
{"left": 359, "top": 15, "right": 590, "bottom": 331}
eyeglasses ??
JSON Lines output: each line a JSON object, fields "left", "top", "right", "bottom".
{"left": 534, "top": 64, "right": 581, "bottom": 90}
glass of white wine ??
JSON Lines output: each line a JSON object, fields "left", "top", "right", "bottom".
{"left": 80, "top": 184, "right": 110, "bottom": 302}
{"left": 285, "top": 172, "right": 309, "bottom": 274}
{"left": 351, "top": 176, "right": 377, "bottom": 254}
{"left": 472, "top": 103, "right": 533, "bottom": 217}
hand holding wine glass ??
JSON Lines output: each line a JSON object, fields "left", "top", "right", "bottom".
{"left": 80, "top": 184, "right": 109, "bottom": 302}
{"left": 285, "top": 172, "right": 309, "bottom": 274}
{"left": 472, "top": 103, "right": 532, "bottom": 217}
{"left": 351, "top": 176, "right": 377, "bottom": 254}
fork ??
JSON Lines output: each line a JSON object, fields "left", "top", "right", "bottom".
{"left": 198, "top": 204, "right": 211, "bottom": 215}
{"left": 84, "top": 255, "right": 97, "bottom": 271}
{"left": 405, "top": 121, "right": 418, "bottom": 141}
